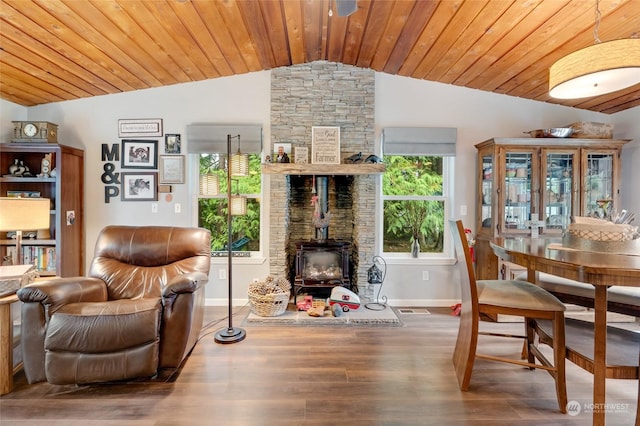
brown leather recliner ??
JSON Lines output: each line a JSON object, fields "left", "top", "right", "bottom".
{"left": 17, "top": 225, "right": 211, "bottom": 385}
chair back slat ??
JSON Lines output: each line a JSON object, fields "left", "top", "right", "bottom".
{"left": 449, "top": 220, "right": 479, "bottom": 315}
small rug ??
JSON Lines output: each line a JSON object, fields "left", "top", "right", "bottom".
{"left": 243, "top": 304, "right": 404, "bottom": 326}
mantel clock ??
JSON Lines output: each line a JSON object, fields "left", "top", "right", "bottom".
{"left": 12, "top": 121, "right": 58, "bottom": 143}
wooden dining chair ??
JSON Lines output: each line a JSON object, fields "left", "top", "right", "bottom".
{"left": 449, "top": 220, "right": 568, "bottom": 413}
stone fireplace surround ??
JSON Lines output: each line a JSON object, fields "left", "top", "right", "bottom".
{"left": 268, "top": 62, "right": 377, "bottom": 296}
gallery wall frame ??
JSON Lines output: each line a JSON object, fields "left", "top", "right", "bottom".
{"left": 159, "top": 155, "right": 185, "bottom": 184}
{"left": 165, "top": 134, "right": 181, "bottom": 154}
{"left": 121, "top": 172, "right": 158, "bottom": 201}
{"left": 121, "top": 139, "right": 158, "bottom": 169}
{"left": 118, "top": 119, "right": 163, "bottom": 138}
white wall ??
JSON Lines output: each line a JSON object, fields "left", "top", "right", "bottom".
{"left": 1, "top": 69, "right": 638, "bottom": 307}
{"left": 0, "top": 101, "right": 27, "bottom": 137}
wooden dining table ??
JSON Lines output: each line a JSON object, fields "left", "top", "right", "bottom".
{"left": 490, "top": 237, "right": 640, "bottom": 426}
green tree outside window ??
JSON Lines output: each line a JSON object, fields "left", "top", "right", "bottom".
{"left": 382, "top": 156, "right": 445, "bottom": 253}
{"left": 198, "top": 154, "right": 262, "bottom": 252}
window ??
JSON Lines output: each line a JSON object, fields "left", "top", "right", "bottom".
{"left": 186, "top": 124, "right": 264, "bottom": 255}
{"left": 381, "top": 127, "right": 456, "bottom": 258}
{"left": 198, "top": 153, "right": 262, "bottom": 252}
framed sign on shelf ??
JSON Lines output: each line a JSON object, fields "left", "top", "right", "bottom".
{"left": 159, "top": 155, "right": 185, "bottom": 184}
{"left": 294, "top": 146, "right": 308, "bottom": 164}
{"left": 312, "top": 126, "right": 340, "bottom": 165}
{"left": 121, "top": 139, "right": 158, "bottom": 169}
{"left": 121, "top": 172, "right": 158, "bottom": 201}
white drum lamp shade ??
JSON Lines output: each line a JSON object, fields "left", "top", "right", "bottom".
{"left": 549, "top": 38, "right": 640, "bottom": 99}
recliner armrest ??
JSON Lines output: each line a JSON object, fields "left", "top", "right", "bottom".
{"left": 18, "top": 277, "right": 108, "bottom": 309}
{"left": 162, "top": 272, "right": 209, "bottom": 297}
{"left": 159, "top": 271, "right": 208, "bottom": 369}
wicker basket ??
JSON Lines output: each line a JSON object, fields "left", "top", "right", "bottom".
{"left": 0, "top": 264, "right": 38, "bottom": 297}
{"left": 567, "top": 121, "right": 613, "bottom": 139}
{"left": 248, "top": 276, "right": 291, "bottom": 317}
{"left": 568, "top": 220, "right": 637, "bottom": 242}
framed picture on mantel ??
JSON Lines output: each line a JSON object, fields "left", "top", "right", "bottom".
{"left": 294, "top": 146, "right": 308, "bottom": 164}
{"left": 311, "top": 126, "right": 340, "bottom": 165}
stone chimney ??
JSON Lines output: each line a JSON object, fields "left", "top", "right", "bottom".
{"left": 269, "top": 61, "right": 376, "bottom": 294}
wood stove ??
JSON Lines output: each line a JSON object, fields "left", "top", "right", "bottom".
{"left": 293, "top": 240, "right": 351, "bottom": 303}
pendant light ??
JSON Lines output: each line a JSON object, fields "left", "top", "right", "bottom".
{"left": 229, "top": 135, "right": 248, "bottom": 177}
{"left": 199, "top": 174, "right": 219, "bottom": 196}
{"left": 230, "top": 194, "right": 247, "bottom": 216}
{"left": 549, "top": 0, "right": 640, "bottom": 99}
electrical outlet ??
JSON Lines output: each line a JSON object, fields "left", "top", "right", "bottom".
{"left": 174, "top": 203, "right": 181, "bottom": 213}
{"left": 219, "top": 269, "right": 226, "bottom": 279}
{"left": 460, "top": 205, "right": 467, "bottom": 216}
{"left": 422, "top": 271, "right": 430, "bottom": 281}
{"left": 151, "top": 203, "right": 158, "bottom": 213}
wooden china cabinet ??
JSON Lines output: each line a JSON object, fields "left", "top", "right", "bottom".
{"left": 0, "top": 143, "right": 84, "bottom": 277}
{"left": 474, "top": 137, "right": 630, "bottom": 280}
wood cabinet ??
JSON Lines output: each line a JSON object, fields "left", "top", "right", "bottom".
{"left": 474, "top": 137, "right": 629, "bottom": 280}
{"left": 0, "top": 143, "right": 84, "bottom": 277}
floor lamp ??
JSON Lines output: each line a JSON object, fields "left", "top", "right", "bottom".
{"left": 214, "top": 134, "right": 247, "bottom": 344}
{"left": 0, "top": 197, "right": 50, "bottom": 266}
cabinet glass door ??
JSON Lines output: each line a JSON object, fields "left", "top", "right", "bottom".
{"left": 502, "top": 151, "right": 532, "bottom": 232}
{"left": 480, "top": 154, "right": 493, "bottom": 230}
{"left": 542, "top": 150, "right": 576, "bottom": 232}
{"left": 583, "top": 151, "right": 615, "bottom": 219}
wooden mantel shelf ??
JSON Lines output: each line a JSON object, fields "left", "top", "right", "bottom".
{"left": 261, "top": 163, "right": 385, "bottom": 175}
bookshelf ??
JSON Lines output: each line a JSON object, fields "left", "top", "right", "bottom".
{"left": 0, "top": 143, "right": 84, "bottom": 277}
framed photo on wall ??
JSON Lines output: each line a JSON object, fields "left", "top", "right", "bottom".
{"left": 159, "top": 155, "right": 185, "bottom": 184}
{"left": 165, "top": 134, "right": 181, "bottom": 154}
{"left": 121, "top": 172, "right": 158, "bottom": 201}
{"left": 311, "top": 126, "right": 340, "bottom": 164}
{"left": 121, "top": 139, "right": 158, "bottom": 169}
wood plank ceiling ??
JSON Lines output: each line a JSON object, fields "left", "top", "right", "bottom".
{"left": 1, "top": 0, "right": 639, "bottom": 114}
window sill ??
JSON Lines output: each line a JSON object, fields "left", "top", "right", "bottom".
{"left": 209, "top": 255, "right": 266, "bottom": 265}
{"left": 381, "top": 256, "right": 456, "bottom": 266}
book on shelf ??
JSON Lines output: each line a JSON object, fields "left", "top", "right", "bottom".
{"left": 6, "top": 246, "right": 56, "bottom": 272}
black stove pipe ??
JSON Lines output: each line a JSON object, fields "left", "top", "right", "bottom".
{"left": 315, "top": 176, "right": 329, "bottom": 240}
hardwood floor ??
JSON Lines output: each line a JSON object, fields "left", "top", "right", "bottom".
{"left": 0, "top": 306, "right": 637, "bottom": 425}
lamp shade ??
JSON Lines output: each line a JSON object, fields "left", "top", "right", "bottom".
{"left": 0, "top": 197, "right": 50, "bottom": 231}
{"left": 230, "top": 152, "right": 249, "bottom": 177}
{"left": 549, "top": 38, "right": 640, "bottom": 99}
{"left": 199, "top": 174, "right": 219, "bottom": 196}
{"left": 230, "top": 195, "right": 247, "bottom": 216}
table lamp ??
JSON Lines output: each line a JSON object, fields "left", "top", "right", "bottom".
{"left": 0, "top": 197, "right": 51, "bottom": 265}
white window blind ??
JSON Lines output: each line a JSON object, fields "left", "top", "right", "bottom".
{"left": 382, "top": 127, "right": 457, "bottom": 156}
{"left": 186, "top": 124, "right": 263, "bottom": 154}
